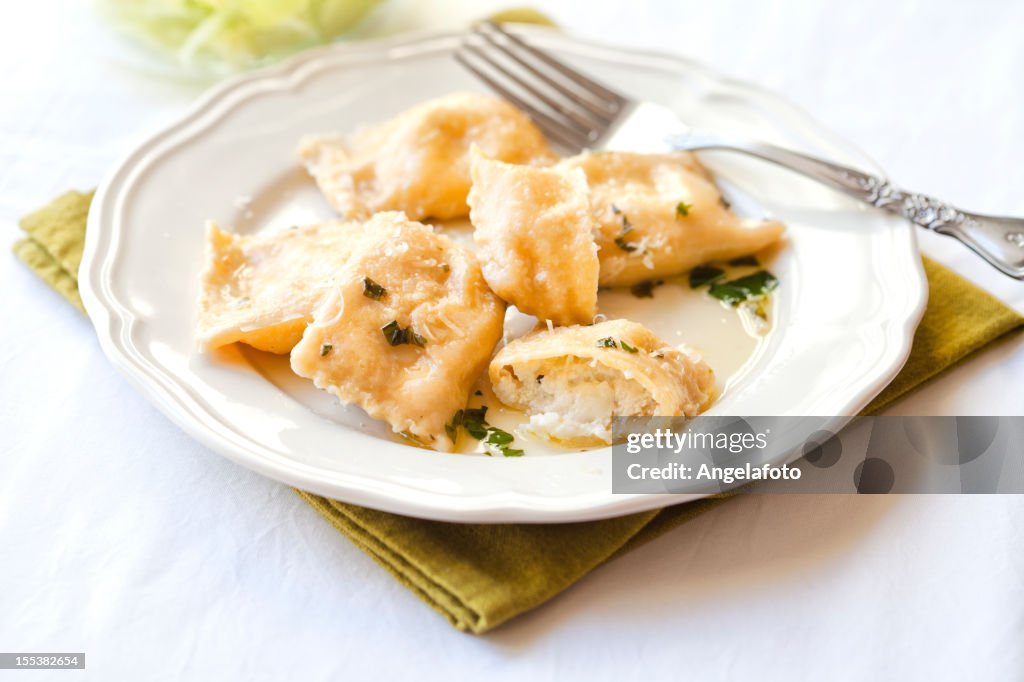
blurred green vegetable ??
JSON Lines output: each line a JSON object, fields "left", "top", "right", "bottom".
{"left": 98, "top": 0, "right": 381, "bottom": 73}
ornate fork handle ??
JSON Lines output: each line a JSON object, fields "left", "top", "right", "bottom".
{"left": 670, "top": 134, "right": 1024, "bottom": 280}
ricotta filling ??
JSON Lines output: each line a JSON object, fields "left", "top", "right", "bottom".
{"left": 501, "top": 357, "right": 655, "bottom": 445}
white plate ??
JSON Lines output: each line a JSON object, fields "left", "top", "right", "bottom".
{"left": 80, "top": 28, "right": 927, "bottom": 522}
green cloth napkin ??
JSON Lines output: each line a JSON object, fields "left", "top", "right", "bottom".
{"left": 14, "top": 190, "right": 1024, "bottom": 634}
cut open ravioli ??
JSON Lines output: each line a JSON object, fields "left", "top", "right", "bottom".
{"left": 490, "top": 319, "right": 714, "bottom": 445}
{"left": 300, "top": 92, "right": 555, "bottom": 221}
{"left": 290, "top": 212, "right": 506, "bottom": 452}
{"left": 197, "top": 220, "right": 364, "bottom": 353}
{"left": 468, "top": 149, "right": 599, "bottom": 326}
{"left": 555, "top": 151, "right": 785, "bottom": 287}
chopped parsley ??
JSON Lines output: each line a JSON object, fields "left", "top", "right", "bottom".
{"left": 485, "top": 427, "right": 514, "bottom": 445}
{"left": 597, "top": 337, "right": 640, "bottom": 353}
{"left": 630, "top": 279, "right": 663, "bottom": 298}
{"left": 446, "top": 406, "right": 523, "bottom": 455}
{"left": 612, "top": 206, "right": 638, "bottom": 252}
{"left": 320, "top": 343, "right": 333, "bottom": 357}
{"left": 728, "top": 255, "right": 760, "bottom": 267}
{"left": 461, "top": 407, "right": 490, "bottom": 440}
{"left": 614, "top": 236, "right": 638, "bottom": 252}
{"left": 495, "top": 444, "right": 524, "bottom": 457}
{"left": 362, "top": 277, "right": 386, "bottom": 300}
{"left": 445, "top": 410, "right": 463, "bottom": 442}
{"left": 484, "top": 427, "right": 524, "bottom": 456}
{"left": 381, "top": 320, "right": 426, "bottom": 347}
{"left": 708, "top": 270, "right": 779, "bottom": 306}
{"left": 689, "top": 264, "right": 725, "bottom": 288}
{"left": 676, "top": 201, "right": 693, "bottom": 217}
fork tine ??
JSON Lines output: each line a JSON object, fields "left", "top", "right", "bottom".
{"left": 480, "top": 21, "right": 627, "bottom": 114}
{"left": 453, "top": 50, "right": 589, "bottom": 152}
{"left": 462, "top": 43, "right": 603, "bottom": 139}
{"left": 471, "top": 27, "right": 618, "bottom": 128}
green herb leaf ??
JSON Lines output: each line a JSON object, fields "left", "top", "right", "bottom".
{"left": 485, "top": 427, "right": 515, "bottom": 446}
{"left": 462, "top": 407, "right": 489, "bottom": 440}
{"left": 445, "top": 409, "right": 464, "bottom": 442}
{"left": 362, "top": 277, "right": 386, "bottom": 300}
{"left": 630, "top": 279, "right": 662, "bottom": 298}
{"left": 451, "top": 406, "right": 525, "bottom": 456}
{"left": 483, "top": 426, "right": 524, "bottom": 457}
{"left": 708, "top": 270, "right": 779, "bottom": 306}
{"left": 708, "top": 283, "right": 746, "bottom": 306}
{"left": 381, "top": 320, "right": 404, "bottom": 345}
{"left": 597, "top": 337, "right": 618, "bottom": 348}
{"left": 689, "top": 265, "right": 725, "bottom": 288}
{"left": 320, "top": 343, "right": 332, "bottom": 357}
{"left": 620, "top": 340, "right": 639, "bottom": 353}
{"left": 676, "top": 201, "right": 692, "bottom": 217}
{"left": 612, "top": 208, "right": 638, "bottom": 251}
{"left": 381, "top": 320, "right": 426, "bottom": 347}
{"left": 614, "top": 236, "right": 638, "bottom": 252}
{"left": 728, "top": 255, "right": 760, "bottom": 267}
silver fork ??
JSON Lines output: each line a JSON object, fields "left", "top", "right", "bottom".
{"left": 455, "top": 21, "right": 1024, "bottom": 280}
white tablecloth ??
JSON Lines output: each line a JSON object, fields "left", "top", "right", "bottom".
{"left": 2, "top": 1, "right": 1022, "bottom": 679}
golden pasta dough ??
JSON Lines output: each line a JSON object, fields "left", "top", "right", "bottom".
{"left": 197, "top": 220, "right": 364, "bottom": 354}
{"left": 556, "top": 151, "right": 784, "bottom": 286}
{"left": 468, "top": 148, "right": 599, "bottom": 326}
{"left": 300, "top": 93, "right": 556, "bottom": 221}
{"left": 289, "top": 212, "right": 506, "bottom": 452}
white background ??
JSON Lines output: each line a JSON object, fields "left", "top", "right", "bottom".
{"left": 2, "top": 0, "right": 1023, "bottom": 679}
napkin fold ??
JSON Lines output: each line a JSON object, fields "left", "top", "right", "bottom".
{"left": 14, "top": 190, "right": 1024, "bottom": 633}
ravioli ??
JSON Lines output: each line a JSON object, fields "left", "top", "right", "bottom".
{"left": 300, "top": 92, "right": 556, "bottom": 221}
{"left": 289, "top": 212, "right": 506, "bottom": 452}
{"left": 197, "top": 220, "right": 364, "bottom": 353}
{"left": 468, "top": 149, "right": 599, "bottom": 326}
{"left": 490, "top": 319, "right": 714, "bottom": 445}
{"left": 555, "top": 151, "right": 785, "bottom": 287}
